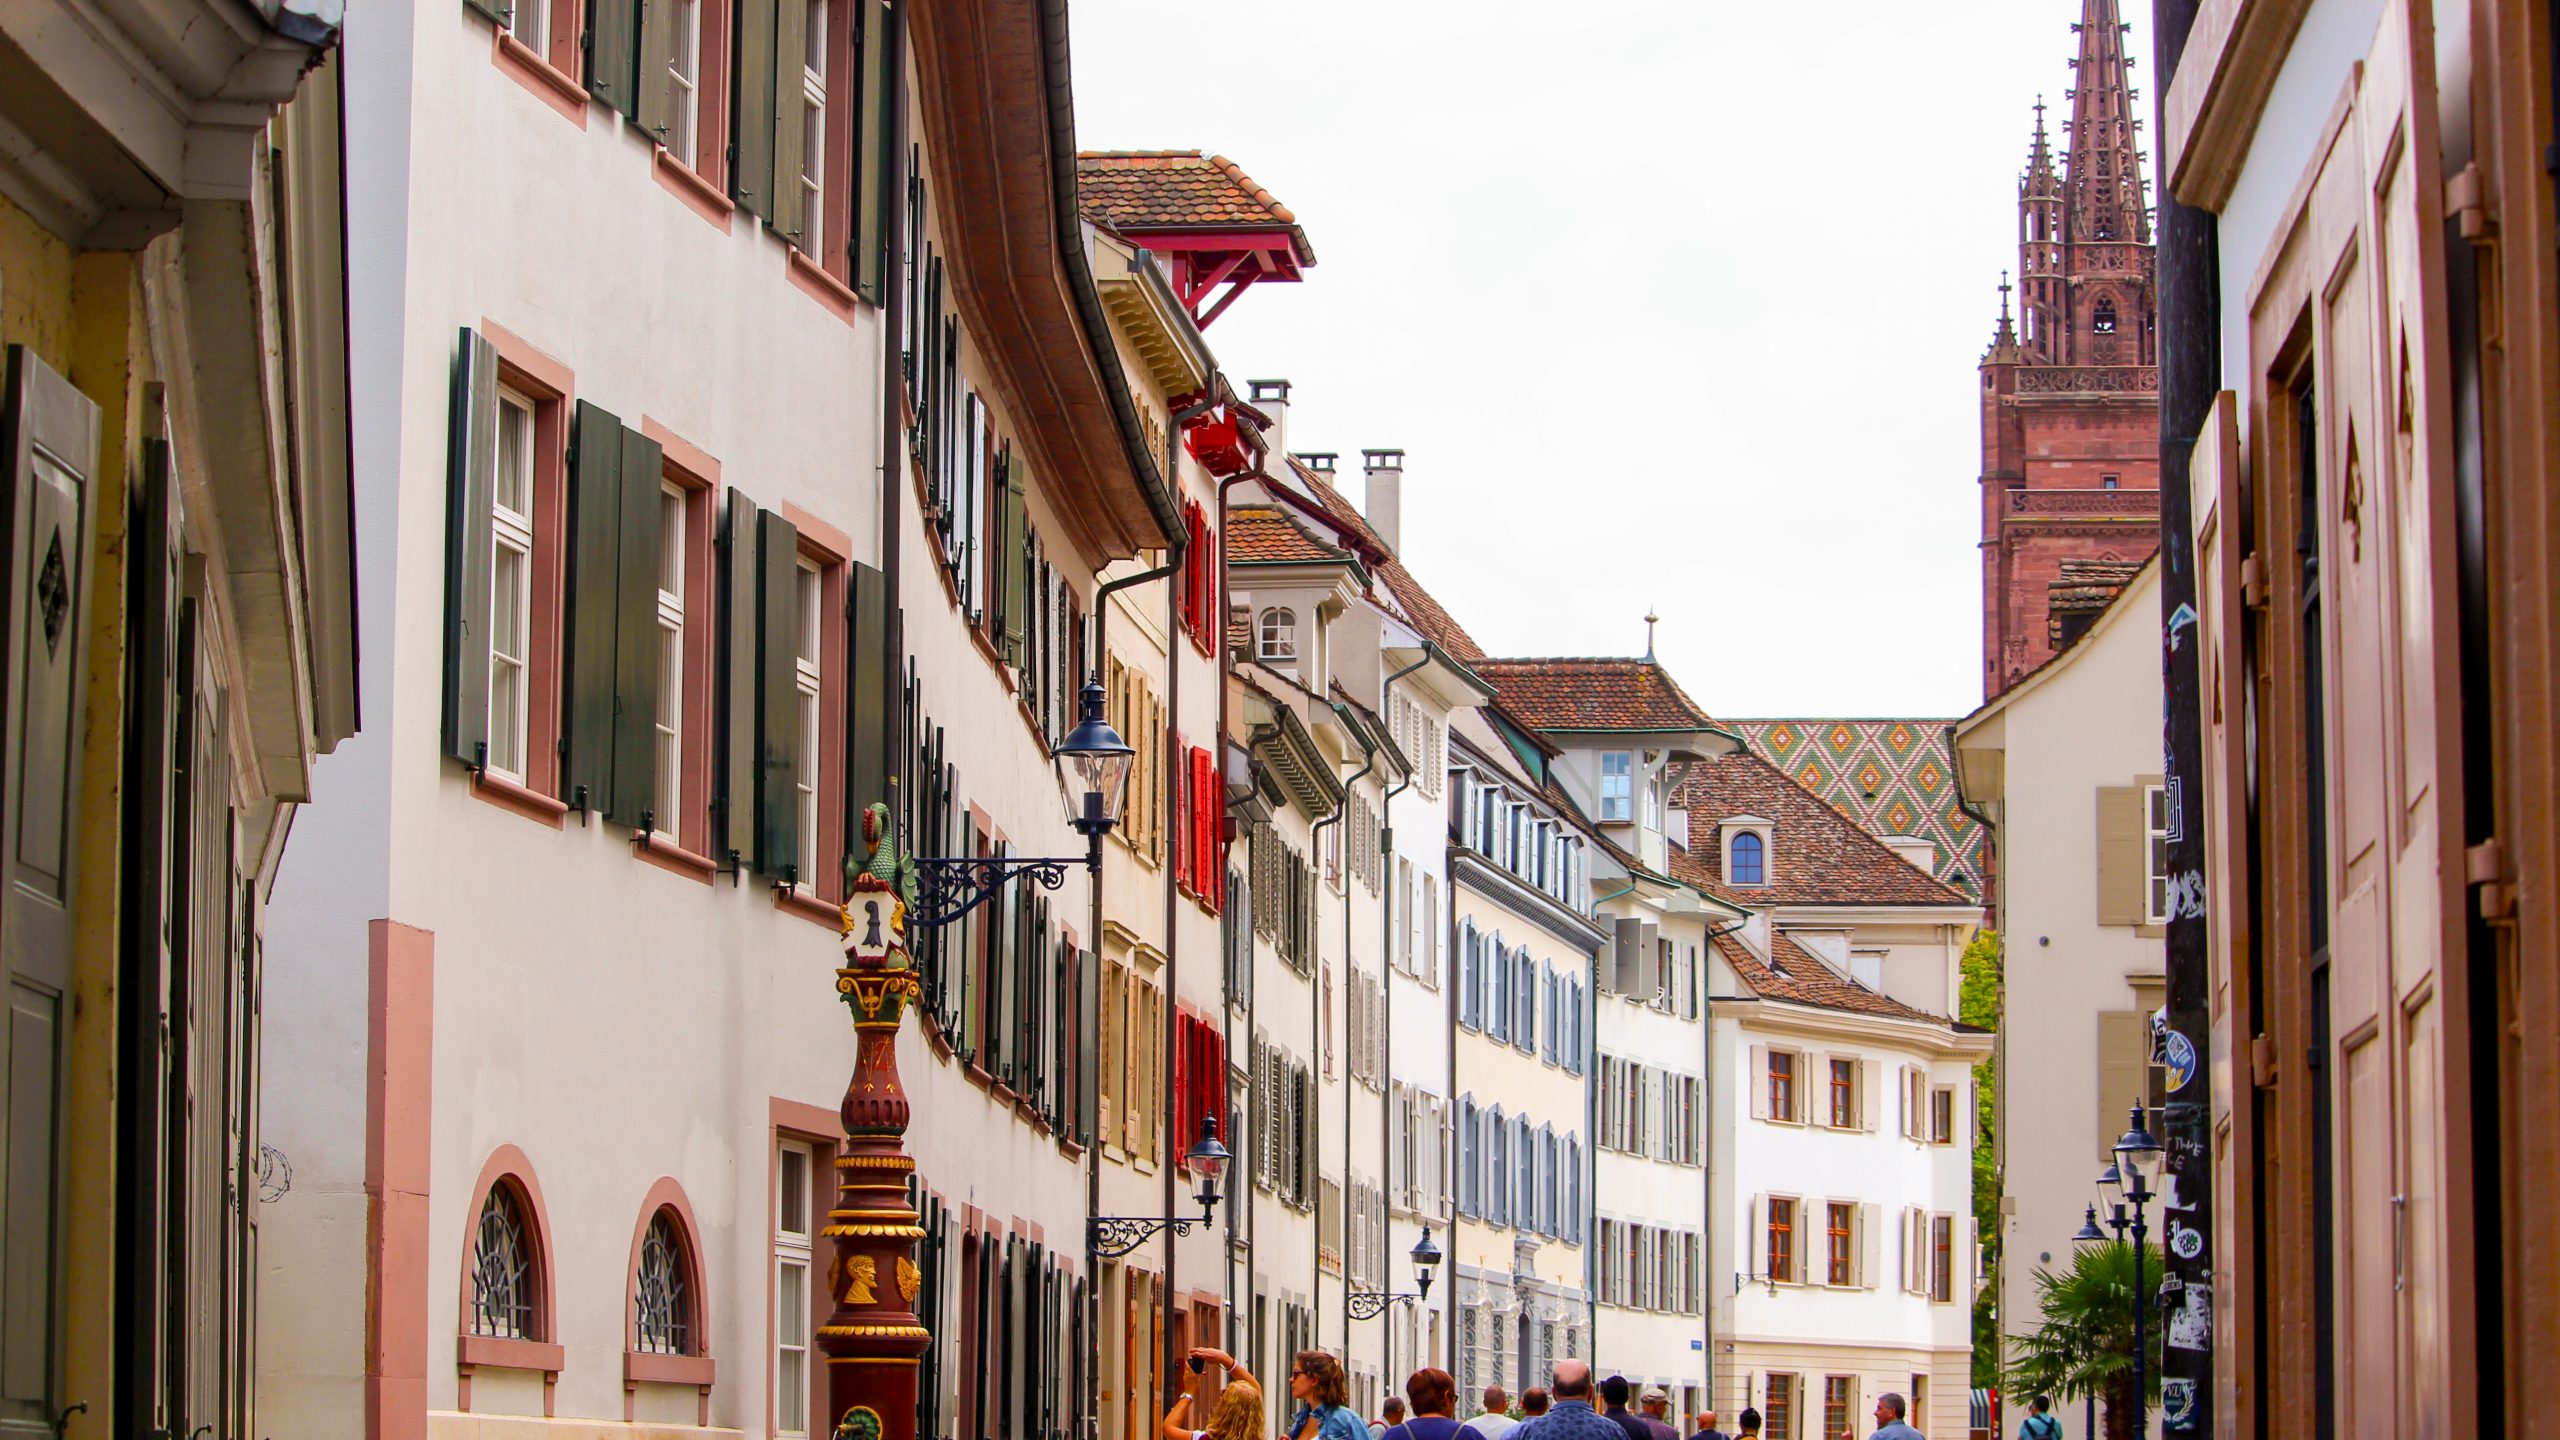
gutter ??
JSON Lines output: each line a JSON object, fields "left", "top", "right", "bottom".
{"left": 1035, "top": 0, "right": 1186, "bottom": 549}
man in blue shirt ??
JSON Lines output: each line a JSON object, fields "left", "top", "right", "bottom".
{"left": 1868, "top": 1392, "right": 1925, "bottom": 1440}
{"left": 1515, "top": 1362, "right": 1621, "bottom": 1440}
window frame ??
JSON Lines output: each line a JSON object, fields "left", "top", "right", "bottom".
{"left": 1598, "top": 750, "right": 1632, "bottom": 823}
{"left": 1766, "top": 1195, "right": 1797, "bottom": 1285}
{"left": 1930, "top": 1085, "right": 1957, "bottom": 1146}
{"left": 1930, "top": 1213, "right": 1955, "bottom": 1303}
{"left": 1728, "top": 828, "right": 1766, "bottom": 886}
{"left": 457, "top": 1146, "right": 563, "bottom": 1385}
{"left": 774, "top": 510, "right": 849, "bottom": 910}
{"left": 1767, "top": 1049, "right": 1798, "bottom": 1124}
{"left": 486, "top": 383, "right": 541, "bottom": 785}
{"left": 636, "top": 425, "right": 718, "bottom": 868}
{"left": 2142, "top": 781, "right": 2172, "bottom": 924}
{"left": 1825, "top": 1202, "right": 1854, "bottom": 1287}
{"left": 772, "top": 1135, "right": 820, "bottom": 1439}
{"left": 465, "top": 332, "right": 574, "bottom": 824}
{"left": 1258, "top": 606, "right": 1297, "bottom": 662}
{"left": 1764, "top": 1373, "right": 1797, "bottom": 1440}
{"left": 1828, "top": 1057, "right": 1856, "bottom": 1129}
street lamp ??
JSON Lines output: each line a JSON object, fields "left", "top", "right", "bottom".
{"left": 2073, "top": 1205, "right": 2108, "bottom": 1244}
{"left": 1349, "top": 1228, "right": 1444, "bottom": 1320}
{"left": 2110, "top": 1102, "right": 2162, "bottom": 1440}
{"left": 1091, "top": 1116, "right": 1232, "bottom": 1257}
{"left": 905, "top": 680, "right": 1134, "bottom": 929}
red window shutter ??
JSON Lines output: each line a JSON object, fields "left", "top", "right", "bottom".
{"left": 1172, "top": 1013, "right": 1191, "bottom": 1171}
{"left": 1193, "top": 748, "right": 1217, "bottom": 907}
{"left": 1172, "top": 728, "right": 1191, "bottom": 893}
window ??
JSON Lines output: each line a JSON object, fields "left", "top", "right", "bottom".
{"left": 1930, "top": 1214, "right": 1954, "bottom": 1302}
{"left": 1764, "top": 1374, "right": 1796, "bottom": 1440}
{"left": 1768, "top": 1050, "right": 1796, "bottom": 1123}
{"left": 665, "top": 0, "right": 702, "bottom": 166}
{"left": 1826, "top": 1204, "right": 1854, "bottom": 1286}
{"left": 793, "top": 559, "right": 822, "bottom": 888}
{"left": 635, "top": 1211, "right": 693, "bottom": 1354}
{"left": 2102, "top": 471, "right": 2122, "bottom": 489}
{"left": 798, "top": 0, "right": 828, "bottom": 257}
{"left": 652, "top": 483, "right": 686, "bottom": 831}
{"left": 487, "top": 387, "right": 538, "bottom": 782}
{"left": 1823, "top": 1377, "right": 1853, "bottom": 1440}
{"left": 1766, "top": 1197, "right": 1795, "bottom": 1284}
{"left": 2143, "top": 783, "right": 2172, "bottom": 924}
{"left": 506, "top": 0, "right": 553, "bottom": 50}
{"left": 1931, "top": 1087, "right": 1956, "bottom": 1145}
{"left": 1259, "top": 607, "right": 1297, "bottom": 661}
{"left": 2093, "top": 297, "right": 2118, "bottom": 333}
{"left": 1599, "top": 752, "right": 1632, "bottom": 822}
{"left": 1729, "top": 830, "right": 1765, "bottom": 886}
{"left": 470, "top": 1182, "right": 541, "bottom": 1338}
{"left": 1829, "top": 1058, "right": 1856, "bottom": 1129}
{"left": 775, "top": 1141, "right": 816, "bottom": 1437}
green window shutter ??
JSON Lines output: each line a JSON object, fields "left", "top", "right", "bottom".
{"left": 635, "top": 0, "right": 676, "bottom": 138}
{"left": 464, "top": 0, "right": 509, "bottom": 25}
{"left": 585, "top": 0, "right": 642, "bottom": 117}
{"left": 1001, "top": 455, "right": 1028, "bottom": 671}
{"left": 442, "top": 329, "right": 499, "bottom": 768}
{"left": 2094, "top": 785, "right": 2144, "bottom": 926}
{"left": 564, "top": 400, "right": 625, "bottom": 812}
{"left": 851, "top": 0, "right": 897, "bottom": 300}
{"left": 1075, "top": 941, "right": 1098, "bottom": 1145}
{"left": 731, "top": 0, "right": 780, "bottom": 221}
{"left": 607, "top": 425, "right": 664, "bottom": 828}
{"left": 717, "top": 489, "right": 761, "bottom": 867}
{"left": 755, "top": 507, "right": 802, "bottom": 880}
{"left": 847, "top": 561, "right": 894, "bottom": 830}
{"left": 769, "top": 0, "right": 809, "bottom": 243}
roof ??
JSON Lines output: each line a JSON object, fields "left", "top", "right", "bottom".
{"left": 1290, "top": 460, "right": 1488, "bottom": 663}
{"left": 1712, "top": 931, "right": 1949, "bottom": 1024}
{"left": 1723, "top": 718, "right": 1988, "bottom": 898}
{"left": 1469, "top": 657, "right": 1719, "bottom": 733}
{"left": 1670, "top": 751, "right": 1976, "bottom": 908}
{"left": 1227, "top": 504, "right": 1349, "bottom": 564}
{"left": 1076, "top": 151, "right": 1315, "bottom": 256}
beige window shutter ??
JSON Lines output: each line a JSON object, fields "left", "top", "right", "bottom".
{"left": 2096, "top": 1009, "right": 2149, "bottom": 1162}
{"left": 2095, "top": 785, "right": 2146, "bottom": 925}
{"left": 1862, "top": 1061, "right": 1880, "bottom": 1132}
{"left": 1748, "top": 1193, "right": 1763, "bottom": 1276}
{"left": 1749, "top": 1045, "right": 1769, "bottom": 1121}
{"left": 1860, "top": 1202, "right": 1881, "bottom": 1288}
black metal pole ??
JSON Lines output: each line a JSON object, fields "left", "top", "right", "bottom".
{"left": 2131, "top": 1185, "right": 2149, "bottom": 1440}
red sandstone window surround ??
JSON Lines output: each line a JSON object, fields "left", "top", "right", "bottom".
{"left": 465, "top": 324, "right": 574, "bottom": 828}
{"left": 624, "top": 1180, "right": 715, "bottom": 1423}
{"left": 458, "top": 1146, "right": 564, "bottom": 1415}
{"left": 633, "top": 422, "right": 719, "bottom": 879}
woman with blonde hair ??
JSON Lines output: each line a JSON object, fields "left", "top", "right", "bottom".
{"left": 1165, "top": 1347, "right": 1267, "bottom": 1440}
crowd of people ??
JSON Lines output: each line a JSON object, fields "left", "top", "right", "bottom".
{"left": 1162, "top": 1349, "right": 1941, "bottom": 1440}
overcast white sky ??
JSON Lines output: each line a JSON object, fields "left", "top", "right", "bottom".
{"left": 1068, "top": 0, "right": 2156, "bottom": 718}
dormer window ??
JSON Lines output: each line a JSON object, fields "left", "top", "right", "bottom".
{"left": 1258, "top": 607, "right": 1297, "bottom": 661}
{"left": 1729, "top": 831, "right": 1765, "bottom": 886}
{"left": 1599, "top": 751, "right": 1632, "bottom": 822}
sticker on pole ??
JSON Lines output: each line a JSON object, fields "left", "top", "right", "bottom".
{"left": 2162, "top": 1029, "right": 2198, "bottom": 1093}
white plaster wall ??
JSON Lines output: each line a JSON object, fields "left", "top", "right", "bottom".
{"left": 1588, "top": 897, "right": 1710, "bottom": 1391}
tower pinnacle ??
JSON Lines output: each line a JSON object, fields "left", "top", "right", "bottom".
{"left": 2063, "top": 0, "right": 2149, "bottom": 244}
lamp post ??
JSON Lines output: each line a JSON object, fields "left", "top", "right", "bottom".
{"left": 1090, "top": 1117, "right": 1233, "bottom": 1256}
{"left": 1348, "top": 1228, "right": 1444, "bottom": 1320}
{"left": 2072, "top": 1204, "right": 2108, "bottom": 1440}
{"left": 819, "top": 679, "right": 1133, "bottom": 1440}
{"left": 2112, "top": 1103, "right": 2163, "bottom": 1440}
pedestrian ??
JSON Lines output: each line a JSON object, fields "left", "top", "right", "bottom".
{"left": 1520, "top": 1392, "right": 1550, "bottom": 1419}
{"left": 1162, "top": 1348, "right": 1267, "bottom": 1440}
{"left": 1688, "top": 1411, "right": 1730, "bottom": 1440}
{"left": 1373, "top": 1398, "right": 1408, "bottom": 1440}
{"left": 1733, "top": 1409, "right": 1762, "bottom": 1440}
{"left": 1597, "top": 1376, "right": 1648, "bottom": 1440}
{"left": 1516, "top": 1361, "right": 1618, "bottom": 1440}
{"left": 1384, "top": 1369, "right": 1466, "bottom": 1440}
{"left": 1636, "top": 1387, "right": 1681, "bottom": 1440}
{"left": 1868, "top": 1392, "right": 1924, "bottom": 1440}
{"left": 1461, "top": 1386, "right": 1517, "bottom": 1440}
{"left": 2016, "top": 1395, "right": 2060, "bottom": 1440}
{"left": 1284, "top": 1351, "right": 1367, "bottom": 1440}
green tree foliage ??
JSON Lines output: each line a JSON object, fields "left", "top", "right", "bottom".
{"left": 1960, "top": 929, "right": 2002, "bottom": 1390}
{"left": 2005, "top": 1239, "right": 2165, "bottom": 1440}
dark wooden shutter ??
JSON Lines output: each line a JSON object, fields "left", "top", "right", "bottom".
{"left": 717, "top": 489, "right": 760, "bottom": 866}
{"left": 769, "top": 0, "right": 809, "bottom": 242}
{"left": 2, "top": 346, "right": 101, "bottom": 1426}
{"left": 731, "top": 0, "right": 780, "bottom": 220}
{"left": 1075, "top": 941, "right": 1098, "bottom": 1145}
{"left": 851, "top": 0, "right": 897, "bottom": 299}
{"left": 635, "top": 0, "right": 676, "bottom": 138}
{"left": 464, "top": 0, "right": 508, "bottom": 26}
{"left": 755, "top": 507, "right": 802, "bottom": 880}
{"left": 608, "top": 424, "right": 664, "bottom": 827}
{"left": 585, "top": 0, "right": 642, "bottom": 116}
{"left": 846, "top": 561, "right": 893, "bottom": 830}
{"left": 441, "top": 329, "right": 499, "bottom": 767}
{"left": 1000, "top": 455, "right": 1027, "bottom": 669}
{"left": 564, "top": 401, "right": 625, "bottom": 812}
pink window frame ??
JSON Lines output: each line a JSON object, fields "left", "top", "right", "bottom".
{"left": 470, "top": 322, "right": 575, "bottom": 829}
{"left": 457, "top": 1145, "right": 564, "bottom": 1415}
{"left": 486, "top": 0, "right": 588, "bottom": 128}
{"left": 771, "top": 1100, "right": 840, "bottom": 1439}
{"left": 652, "top": 0, "right": 737, "bottom": 229}
{"left": 775, "top": 504, "right": 851, "bottom": 925}
{"left": 633, "top": 421, "right": 721, "bottom": 881}
{"left": 624, "top": 1177, "right": 717, "bottom": 1423}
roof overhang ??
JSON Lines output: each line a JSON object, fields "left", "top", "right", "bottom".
{"left": 1239, "top": 681, "right": 1342, "bottom": 818}
{"left": 1090, "top": 229, "right": 1212, "bottom": 398}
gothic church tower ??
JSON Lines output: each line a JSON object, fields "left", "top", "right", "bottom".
{"left": 1977, "top": 0, "right": 2163, "bottom": 697}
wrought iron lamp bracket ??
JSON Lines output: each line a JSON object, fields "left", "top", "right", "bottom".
{"left": 907, "top": 854, "right": 1080, "bottom": 930}
{"left": 1344, "top": 1290, "right": 1422, "bottom": 1321}
{"left": 1089, "top": 1215, "right": 1206, "bottom": 1259}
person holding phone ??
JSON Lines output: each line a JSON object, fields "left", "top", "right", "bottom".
{"left": 1284, "top": 1350, "right": 1366, "bottom": 1440}
{"left": 1162, "top": 1348, "right": 1266, "bottom": 1440}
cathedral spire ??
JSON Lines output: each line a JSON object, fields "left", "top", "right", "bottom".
{"left": 2063, "top": 0, "right": 2150, "bottom": 244}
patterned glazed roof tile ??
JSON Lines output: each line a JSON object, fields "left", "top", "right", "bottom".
{"left": 1723, "top": 718, "right": 1988, "bottom": 899}
{"left": 1076, "top": 151, "right": 1315, "bottom": 256}
{"left": 1711, "top": 930, "right": 1950, "bottom": 1024}
{"left": 1227, "top": 505, "right": 1348, "bottom": 564}
{"left": 1469, "top": 657, "right": 1719, "bottom": 733}
{"left": 1670, "top": 751, "right": 1977, "bottom": 908}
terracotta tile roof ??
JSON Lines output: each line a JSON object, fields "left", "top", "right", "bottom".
{"left": 1291, "top": 462, "right": 1487, "bottom": 663}
{"left": 2047, "top": 558, "right": 2147, "bottom": 647}
{"left": 1227, "top": 504, "right": 1349, "bottom": 564}
{"left": 1076, "top": 151, "right": 1315, "bottom": 256}
{"left": 1671, "top": 751, "right": 1976, "bottom": 908}
{"left": 1469, "top": 657, "right": 1719, "bottom": 733}
{"left": 1712, "top": 930, "right": 1949, "bottom": 1023}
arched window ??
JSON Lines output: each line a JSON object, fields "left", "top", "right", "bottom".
{"left": 1258, "top": 607, "right": 1296, "bottom": 661}
{"left": 471, "top": 1180, "right": 541, "bottom": 1339}
{"left": 634, "top": 1210, "right": 694, "bottom": 1354}
{"left": 1730, "top": 830, "right": 1766, "bottom": 886}
{"left": 2093, "top": 298, "right": 2119, "bottom": 334}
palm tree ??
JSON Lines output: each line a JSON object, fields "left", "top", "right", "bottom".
{"left": 2005, "top": 1239, "right": 2162, "bottom": 1440}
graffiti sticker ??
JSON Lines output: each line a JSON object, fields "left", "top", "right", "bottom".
{"left": 2163, "top": 1029, "right": 2198, "bottom": 1092}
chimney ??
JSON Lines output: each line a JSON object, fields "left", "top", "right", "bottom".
{"left": 1361, "top": 448, "right": 1405, "bottom": 554}
{"left": 1247, "top": 378, "right": 1290, "bottom": 457}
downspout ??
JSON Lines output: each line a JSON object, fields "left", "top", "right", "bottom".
{"left": 1313, "top": 708, "right": 1376, "bottom": 1345}
{"left": 878, "top": 3, "right": 909, "bottom": 813}
{"left": 1206, "top": 450, "right": 1262, "bottom": 1348}
{"left": 1693, "top": 912, "right": 1749, "bottom": 1407}
{"left": 1374, "top": 652, "right": 1430, "bottom": 1365}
